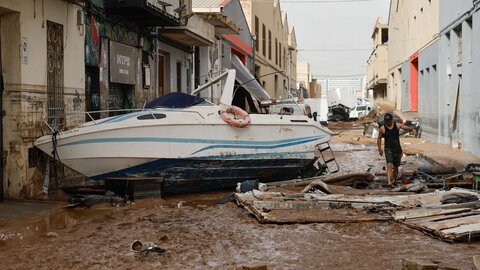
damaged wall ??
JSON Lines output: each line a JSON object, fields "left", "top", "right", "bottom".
{"left": 1, "top": 1, "right": 85, "bottom": 199}
{"left": 415, "top": 1, "right": 480, "bottom": 156}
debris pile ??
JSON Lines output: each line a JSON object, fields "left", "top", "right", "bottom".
{"left": 235, "top": 172, "right": 480, "bottom": 242}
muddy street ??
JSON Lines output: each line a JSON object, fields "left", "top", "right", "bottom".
{"left": 1, "top": 129, "right": 480, "bottom": 270}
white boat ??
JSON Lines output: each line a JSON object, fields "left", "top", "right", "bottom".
{"left": 35, "top": 69, "right": 334, "bottom": 193}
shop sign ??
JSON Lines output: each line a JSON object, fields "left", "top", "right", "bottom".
{"left": 109, "top": 41, "right": 136, "bottom": 84}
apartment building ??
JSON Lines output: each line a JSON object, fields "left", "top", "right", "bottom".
{"left": 0, "top": 0, "right": 85, "bottom": 199}
{"left": 0, "top": 0, "right": 216, "bottom": 200}
{"left": 366, "top": 18, "right": 388, "bottom": 100}
{"left": 297, "top": 61, "right": 312, "bottom": 97}
{"left": 240, "top": 0, "right": 297, "bottom": 101}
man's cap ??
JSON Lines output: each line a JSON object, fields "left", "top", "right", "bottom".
{"left": 384, "top": 112, "right": 393, "bottom": 122}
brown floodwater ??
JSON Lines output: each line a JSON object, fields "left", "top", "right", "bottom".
{"left": 0, "top": 138, "right": 479, "bottom": 269}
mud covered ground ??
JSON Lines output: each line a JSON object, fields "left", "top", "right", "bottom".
{"left": 1, "top": 128, "right": 480, "bottom": 269}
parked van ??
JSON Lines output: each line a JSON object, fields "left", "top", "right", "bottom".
{"left": 349, "top": 105, "right": 371, "bottom": 120}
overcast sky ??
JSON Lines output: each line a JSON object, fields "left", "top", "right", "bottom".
{"left": 281, "top": 0, "right": 390, "bottom": 78}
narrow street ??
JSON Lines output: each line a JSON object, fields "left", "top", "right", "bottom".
{"left": 1, "top": 126, "right": 479, "bottom": 270}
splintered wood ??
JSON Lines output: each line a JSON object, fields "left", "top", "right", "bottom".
{"left": 234, "top": 191, "right": 390, "bottom": 224}
{"left": 235, "top": 186, "right": 480, "bottom": 242}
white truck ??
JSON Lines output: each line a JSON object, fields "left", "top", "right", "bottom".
{"left": 303, "top": 98, "right": 328, "bottom": 125}
{"left": 349, "top": 104, "right": 372, "bottom": 120}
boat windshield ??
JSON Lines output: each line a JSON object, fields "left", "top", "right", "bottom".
{"left": 144, "top": 92, "right": 205, "bottom": 109}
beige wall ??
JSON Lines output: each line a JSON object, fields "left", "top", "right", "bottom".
{"left": 1, "top": 0, "right": 85, "bottom": 199}
{"left": 288, "top": 26, "right": 297, "bottom": 93}
{"left": 240, "top": 0, "right": 296, "bottom": 100}
{"left": 388, "top": 0, "right": 439, "bottom": 71}
{"left": 387, "top": 0, "right": 439, "bottom": 109}
{"left": 297, "top": 60, "right": 310, "bottom": 90}
{"left": 367, "top": 45, "right": 388, "bottom": 88}
{"left": 367, "top": 18, "right": 388, "bottom": 99}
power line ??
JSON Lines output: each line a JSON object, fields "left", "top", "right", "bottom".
{"left": 298, "top": 48, "right": 372, "bottom": 52}
{"left": 253, "top": 0, "right": 376, "bottom": 3}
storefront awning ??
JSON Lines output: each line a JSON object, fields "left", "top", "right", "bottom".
{"left": 232, "top": 55, "right": 272, "bottom": 105}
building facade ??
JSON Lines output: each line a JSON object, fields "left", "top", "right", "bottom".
{"left": 366, "top": 18, "right": 388, "bottom": 100}
{"left": 387, "top": 0, "right": 480, "bottom": 156}
{"left": 297, "top": 61, "right": 312, "bottom": 97}
{"left": 240, "top": 0, "right": 297, "bottom": 101}
{"left": 0, "top": 0, "right": 216, "bottom": 200}
{"left": 1, "top": 0, "right": 85, "bottom": 199}
{"left": 387, "top": 0, "right": 439, "bottom": 111}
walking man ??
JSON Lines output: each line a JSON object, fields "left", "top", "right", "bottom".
{"left": 377, "top": 112, "right": 416, "bottom": 187}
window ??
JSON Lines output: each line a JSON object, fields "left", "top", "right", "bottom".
{"left": 254, "top": 16, "right": 259, "bottom": 52}
{"left": 262, "top": 24, "right": 266, "bottom": 56}
{"left": 454, "top": 25, "right": 462, "bottom": 63}
{"left": 268, "top": 30, "right": 272, "bottom": 60}
{"left": 47, "top": 21, "right": 65, "bottom": 130}
{"left": 137, "top": 113, "right": 167, "bottom": 120}
{"left": 381, "top": 28, "right": 388, "bottom": 44}
{"left": 279, "top": 44, "right": 282, "bottom": 67}
{"left": 466, "top": 17, "right": 473, "bottom": 62}
{"left": 176, "top": 61, "right": 182, "bottom": 92}
{"left": 275, "top": 38, "right": 278, "bottom": 65}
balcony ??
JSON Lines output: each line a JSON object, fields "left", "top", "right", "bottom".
{"left": 104, "top": 0, "right": 180, "bottom": 26}
{"left": 366, "top": 44, "right": 388, "bottom": 89}
{"left": 157, "top": 14, "right": 215, "bottom": 46}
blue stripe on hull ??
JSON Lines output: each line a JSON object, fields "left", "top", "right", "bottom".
{"left": 92, "top": 158, "right": 312, "bottom": 194}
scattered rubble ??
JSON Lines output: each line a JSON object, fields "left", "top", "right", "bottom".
{"left": 235, "top": 186, "right": 480, "bottom": 242}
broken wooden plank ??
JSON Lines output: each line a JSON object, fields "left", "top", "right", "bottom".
{"left": 256, "top": 208, "right": 389, "bottom": 224}
{"left": 440, "top": 223, "right": 480, "bottom": 239}
{"left": 302, "top": 179, "right": 413, "bottom": 196}
{"left": 402, "top": 259, "right": 438, "bottom": 270}
{"left": 473, "top": 255, "right": 480, "bottom": 270}
{"left": 429, "top": 201, "right": 480, "bottom": 210}
{"left": 418, "top": 213, "right": 480, "bottom": 232}
{"left": 393, "top": 208, "right": 472, "bottom": 221}
{"left": 251, "top": 199, "right": 389, "bottom": 211}
{"left": 403, "top": 211, "right": 480, "bottom": 225}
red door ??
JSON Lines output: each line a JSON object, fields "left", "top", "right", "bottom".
{"left": 409, "top": 53, "right": 419, "bottom": 112}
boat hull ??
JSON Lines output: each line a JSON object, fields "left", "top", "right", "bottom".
{"left": 35, "top": 107, "right": 332, "bottom": 193}
{"left": 90, "top": 157, "right": 312, "bottom": 193}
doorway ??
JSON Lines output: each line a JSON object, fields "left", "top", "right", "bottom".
{"left": 176, "top": 61, "right": 181, "bottom": 92}
{"left": 158, "top": 53, "right": 165, "bottom": 97}
{"left": 85, "top": 66, "right": 100, "bottom": 121}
